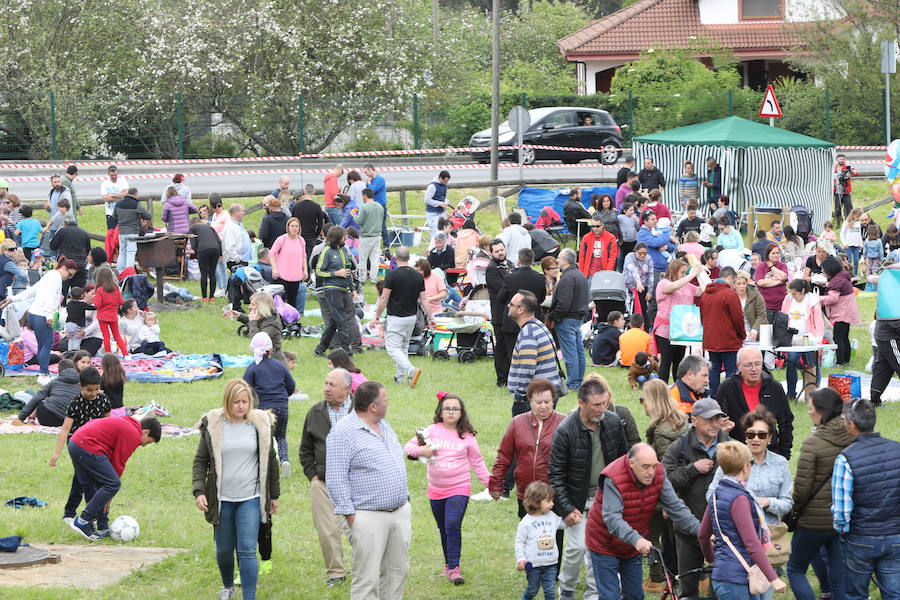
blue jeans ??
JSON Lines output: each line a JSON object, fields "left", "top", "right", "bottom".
{"left": 555, "top": 317, "right": 586, "bottom": 389}
{"left": 708, "top": 351, "right": 738, "bottom": 399}
{"left": 215, "top": 498, "right": 260, "bottom": 599}
{"left": 785, "top": 351, "right": 819, "bottom": 397}
{"left": 429, "top": 495, "right": 469, "bottom": 569}
{"left": 67, "top": 440, "right": 119, "bottom": 524}
{"left": 27, "top": 312, "right": 54, "bottom": 375}
{"left": 325, "top": 206, "right": 342, "bottom": 226}
{"left": 712, "top": 579, "right": 762, "bottom": 600}
{"left": 215, "top": 259, "right": 227, "bottom": 292}
{"left": 117, "top": 233, "right": 138, "bottom": 271}
{"left": 442, "top": 287, "right": 462, "bottom": 311}
{"left": 787, "top": 527, "right": 845, "bottom": 600}
{"left": 523, "top": 564, "right": 557, "bottom": 600}
{"left": 843, "top": 533, "right": 900, "bottom": 600}
{"left": 845, "top": 245, "right": 860, "bottom": 276}
{"left": 590, "top": 551, "right": 643, "bottom": 600}
{"left": 295, "top": 282, "right": 308, "bottom": 315}
{"left": 637, "top": 373, "right": 659, "bottom": 386}
{"left": 380, "top": 204, "right": 390, "bottom": 246}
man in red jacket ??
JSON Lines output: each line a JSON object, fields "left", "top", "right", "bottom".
{"left": 585, "top": 443, "right": 698, "bottom": 600}
{"left": 699, "top": 266, "right": 746, "bottom": 399}
{"left": 578, "top": 213, "right": 618, "bottom": 278}
{"left": 68, "top": 416, "right": 161, "bottom": 540}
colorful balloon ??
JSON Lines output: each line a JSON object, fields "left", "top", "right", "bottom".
{"left": 885, "top": 139, "right": 900, "bottom": 182}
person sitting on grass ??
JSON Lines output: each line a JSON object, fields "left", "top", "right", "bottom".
{"left": 591, "top": 310, "right": 624, "bottom": 367}
{"left": 101, "top": 353, "right": 128, "bottom": 417}
{"left": 49, "top": 367, "right": 111, "bottom": 530}
{"left": 14, "top": 359, "right": 81, "bottom": 427}
{"left": 618, "top": 313, "right": 652, "bottom": 367}
{"left": 628, "top": 351, "right": 659, "bottom": 390}
{"left": 134, "top": 311, "right": 171, "bottom": 355}
{"left": 68, "top": 414, "right": 161, "bottom": 541}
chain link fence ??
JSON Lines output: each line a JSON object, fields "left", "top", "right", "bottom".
{"left": 0, "top": 88, "right": 892, "bottom": 160}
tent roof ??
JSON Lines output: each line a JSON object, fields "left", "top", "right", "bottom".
{"left": 634, "top": 116, "right": 834, "bottom": 149}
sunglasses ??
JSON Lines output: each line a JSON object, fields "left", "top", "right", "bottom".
{"left": 745, "top": 431, "right": 769, "bottom": 440}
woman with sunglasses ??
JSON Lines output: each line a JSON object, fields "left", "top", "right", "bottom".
{"left": 404, "top": 393, "right": 490, "bottom": 586}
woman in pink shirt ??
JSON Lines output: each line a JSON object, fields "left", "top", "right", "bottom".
{"left": 269, "top": 217, "right": 308, "bottom": 311}
{"left": 415, "top": 258, "right": 448, "bottom": 316}
{"left": 654, "top": 258, "right": 706, "bottom": 382}
{"left": 405, "top": 393, "right": 490, "bottom": 586}
{"left": 678, "top": 230, "right": 706, "bottom": 262}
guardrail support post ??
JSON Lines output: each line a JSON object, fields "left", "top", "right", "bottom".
{"left": 177, "top": 92, "right": 184, "bottom": 159}
{"left": 50, "top": 92, "right": 57, "bottom": 160}
{"left": 298, "top": 94, "right": 305, "bottom": 155}
{"left": 413, "top": 94, "right": 419, "bottom": 150}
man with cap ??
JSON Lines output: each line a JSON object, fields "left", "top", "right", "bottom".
{"left": 638, "top": 157, "right": 665, "bottom": 192}
{"left": 662, "top": 397, "right": 732, "bottom": 598}
{"left": 616, "top": 154, "right": 635, "bottom": 189}
{"left": 100, "top": 165, "right": 128, "bottom": 230}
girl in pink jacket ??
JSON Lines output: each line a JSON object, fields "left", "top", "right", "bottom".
{"left": 405, "top": 393, "right": 490, "bottom": 586}
{"left": 781, "top": 279, "right": 825, "bottom": 398}
{"left": 820, "top": 256, "right": 860, "bottom": 366}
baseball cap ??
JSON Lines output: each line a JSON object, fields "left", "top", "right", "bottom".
{"left": 31, "top": 248, "right": 44, "bottom": 259}
{"left": 691, "top": 398, "right": 726, "bottom": 420}
{"left": 624, "top": 154, "right": 635, "bottom": 163}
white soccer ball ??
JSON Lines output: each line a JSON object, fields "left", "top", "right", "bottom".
{"left": 109, "top": 515, "right": 140, "bottom": 542}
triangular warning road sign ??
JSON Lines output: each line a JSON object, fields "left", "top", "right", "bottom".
{"left": 759, "top": 84, "right": 782, "bottom": 118}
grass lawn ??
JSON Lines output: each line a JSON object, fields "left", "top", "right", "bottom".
{"left": 1, "top": 187, "right": 896, "bottom": 599}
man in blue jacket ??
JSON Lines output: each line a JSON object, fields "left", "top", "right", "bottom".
{"left": 364, "top": 164, "right": 389, "bottom": 246}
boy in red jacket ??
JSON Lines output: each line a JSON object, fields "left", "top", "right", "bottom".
{"left": 68, "top": 415, "right": 161, "bottom": 540}
{"left": 698, "top": 266, "right": 745, "bottom": 399}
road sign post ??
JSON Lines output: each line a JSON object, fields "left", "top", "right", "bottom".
{"left": 508, "top": 105, "right": 530, "bottom": 217}
{"left": 759, "top": 84, "right": 782, "bottom": 126}
{"left": 881, "top": 41, "right": 896, "bottom": 146}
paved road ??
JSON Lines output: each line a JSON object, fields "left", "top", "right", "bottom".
{"left": 0, "top": 150, "right": 886, "bottom": 202}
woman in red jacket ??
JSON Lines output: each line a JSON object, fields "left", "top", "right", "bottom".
{"left": 699, "top": 266, "right": 746, "bottom": 398}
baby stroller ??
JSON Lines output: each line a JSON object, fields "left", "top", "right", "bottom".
{"left": 408, "top": 306, "right": 433, "bottom": 356}
{"left": 449, "top": 196, "right": 480, "bottom": 230}
{"left": 590, "top": 270, "right": 628, "bottom": 326}
{"left": 433, "top": 299, "right": 493, "bottom": 363}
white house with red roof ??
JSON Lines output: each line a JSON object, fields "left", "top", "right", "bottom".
{"left": 558, "top": 0, "right": 839, "bottom": 94}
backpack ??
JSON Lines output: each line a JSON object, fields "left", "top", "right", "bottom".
{"left": 791, "top": 205, "right": 812, "bottom": 240}
{"left": 6, "top": 341, "right": 24, "bottom": 365}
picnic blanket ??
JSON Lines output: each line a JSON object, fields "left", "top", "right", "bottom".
{"left": 0, "top": 417, "right": 198, "bottom": 437}
{"left": 4, "top": 353, "right": 225, "bottom": 384}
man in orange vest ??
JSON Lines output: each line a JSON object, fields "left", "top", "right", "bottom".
{"left": 584, "top": 443, "right": 699, "bottom": 600}
{"left": 668, "top": 354, "right": 710, "bottom": 414}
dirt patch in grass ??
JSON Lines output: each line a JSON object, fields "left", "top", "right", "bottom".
{"left": 0, "top": 543, "right": 185, "bottom": 589}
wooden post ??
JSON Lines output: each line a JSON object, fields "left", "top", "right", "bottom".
{"left": 399, "top": 190, "right": 408, "bottom": 226}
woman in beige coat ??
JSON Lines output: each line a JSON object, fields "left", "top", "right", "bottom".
{"left": 193, "top": 379, "right": 280, "bottom": 600}
{"left": 734, "top": 270, "right": 767, "bottom": 341}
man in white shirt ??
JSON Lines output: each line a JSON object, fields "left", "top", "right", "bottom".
{"left": 100, "top": 165, "right": 128, "bottom": 230}
{"left": 221, "top": 203, "right": 249, "bottom": 271}
{"left": 498, "top": 213, "right": 532, "bottom": 267}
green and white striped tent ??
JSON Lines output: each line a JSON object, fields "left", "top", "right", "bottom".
{"left": 633, "top": 116, "right": 835, "bottom": 230}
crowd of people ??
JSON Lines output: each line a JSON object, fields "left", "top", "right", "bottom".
{"left": 3, "top": 158, "right": 900, "bottom": 600}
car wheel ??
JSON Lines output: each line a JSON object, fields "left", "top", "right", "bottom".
{"left": 517, "top": 146, "right": 536, "bottom": 165}
{"left": 599, "top": 142, "right": 620, "bottom": 165}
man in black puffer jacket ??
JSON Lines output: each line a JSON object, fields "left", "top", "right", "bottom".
{"left": 548, "top": 378, "right": 627, "bottom": 600}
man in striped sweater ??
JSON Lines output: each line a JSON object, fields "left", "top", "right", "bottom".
{"left": 507, "top": 290, "right": 562, "bottom": 417}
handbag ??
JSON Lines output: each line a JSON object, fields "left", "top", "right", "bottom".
{"left": 784, "top": 476, "right": 829, "bottom": 532}
{"left": 713, "top": 492, "right": 772, "bottom": 595}
{"left": 669, "top": 304, "right": 702, "bottom": 342}
{"left": 765, "top": 522, "right": 790, "bottom": 567}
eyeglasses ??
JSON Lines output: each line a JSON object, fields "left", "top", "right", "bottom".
{"left": 745, "top": 431, "right": 769, "bottom": 440}
{"left": 741, "top": 362, "right": 763, "bottom": 369}
{"left": 591, "top": 225, "right": 603, "bottom": 229}
{"left": 442, "top": 407, "right": 461, "bottom": 413}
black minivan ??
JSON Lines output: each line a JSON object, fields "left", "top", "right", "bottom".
{"left": 468, "top": 106, "right": 623, "bottom": 165}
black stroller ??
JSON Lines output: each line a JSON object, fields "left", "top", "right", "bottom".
{"left": 590, "top": 271, "right": 629, "bottom": 326}
{"left": 408, "top": 306, "right": 433, "bottom": 356}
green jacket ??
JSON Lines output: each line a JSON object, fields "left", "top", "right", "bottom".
{"left": 316, "top": 246, "right": 354, "bottom": 290}
{"left": 62, "top": 175, "right": 78, "bottom": 213}
{"left": 356, "top": 201, "right": 384, "bottom": 238}
{"left": 299, "top": 398, "right": 348, "bottom": 481}
{"left": 192, "top": 408, "right": 280, "bottom": 526}
{"left": 792, "top": 417, "right": 853, "bottom": 530}
{"left": 646, "top": 418, "right": 690, "bottom": 461}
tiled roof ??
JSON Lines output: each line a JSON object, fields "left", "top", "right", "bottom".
{"left": 558, "top": 0, "right": 808, "bottom": 56}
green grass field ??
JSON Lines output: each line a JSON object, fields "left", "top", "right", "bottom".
{"left": 1, "top": 183, "right": 896, "bottom": 599}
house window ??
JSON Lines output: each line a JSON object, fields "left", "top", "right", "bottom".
{"left": 740, "top": 0, "right": 783, "bottom": 19}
